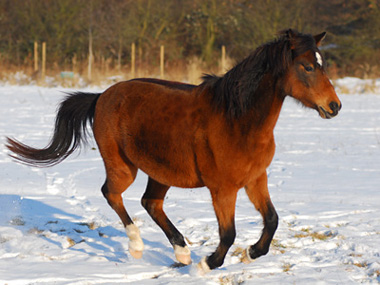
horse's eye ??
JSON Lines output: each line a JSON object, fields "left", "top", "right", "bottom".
{"left": 304, "top": 65, "right": 314, "bottom": 72}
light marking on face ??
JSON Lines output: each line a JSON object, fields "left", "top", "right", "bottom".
{"left": 316, "top": 52, "right": 323, "bottom": 67}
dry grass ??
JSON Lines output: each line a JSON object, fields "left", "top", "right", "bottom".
{"left": 218, "top": 272, "right": 251, "bottom": 285}
{"left": 78, "top": 221, "right": 97, "bottom": 230}
{"left": 0, "top": 57, "right": 223, "bottom": 87}
{"left": 231, "top": 246, "right": 245, "bottom": 257}
{"left": 282, "top": 262, "right": 293, "bottom": 272}
{"left": 294, "top": 228, "right": 335, "bottom": 241}
{"left": 219, "top": 275, "right": 241, "bottom": 285}
{"left": 67, "top": 237, "right": 76, "bottom": 247}
{"left": 271, "top": 238, "right": 287, "bottom": 254}
{"left": 353, "top": 261, "right": 368, "bottom": 268}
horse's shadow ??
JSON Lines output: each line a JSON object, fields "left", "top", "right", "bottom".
{"left": 0, "top": 195, "right": 128, "bottom": 262}
{"left": 0, "top": 194, "right": 188, "bottom": 266}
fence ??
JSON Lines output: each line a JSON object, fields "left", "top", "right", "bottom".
{"left": 32, "top": 41, "right": 229, "bottom": 84}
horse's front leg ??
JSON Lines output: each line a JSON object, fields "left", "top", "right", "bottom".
{"left": 197, "top": 187, "right": 238, "bottom": 273}
{"left": 242, "top": 172, "right": 278, "bottom": 263}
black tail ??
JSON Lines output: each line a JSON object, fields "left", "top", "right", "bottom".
{"left": 6, "top": 92, "right": 101, "bottom": 167}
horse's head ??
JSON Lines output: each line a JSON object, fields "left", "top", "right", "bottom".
{"left": 283, "top": 30, "right": 341, "bottom": 119}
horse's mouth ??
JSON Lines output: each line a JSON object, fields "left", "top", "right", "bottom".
{"left": 317, "top": 106, "right": 338, "bottom": 119}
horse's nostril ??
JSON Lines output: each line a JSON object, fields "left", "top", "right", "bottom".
{"left": 329, "top": 101, "right": 340, "bottom": 114}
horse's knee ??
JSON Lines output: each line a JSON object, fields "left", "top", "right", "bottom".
{"left": 101, "top": 182, "right": 115, "bottom": 207}
{"left": 101, "top": 182, "right": 122, "bottom": 208}
{"left": 141, "top": 178, "right": 168, "bottom": 215}
{"left": 101, "top": 182, "right": 109, "bottom": 198}
{"left": 141, "top": 196, "right": 154, "bottom": 214}
{"left": 140, "top": 196, "right": 147, "bottom": 209}
{"left": 269, "top": 212, "right": 278, "bottom": 231}
{"left": 265, "top": 205, "right": 278, "bottom": 235}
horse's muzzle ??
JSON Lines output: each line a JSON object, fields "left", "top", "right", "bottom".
{"left": 318, "top": 101, "right": 342, "bottom": 119}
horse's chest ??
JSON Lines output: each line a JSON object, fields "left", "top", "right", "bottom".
{"left": 251, "top": 139, "right": 275, "bottom": 168}
{"left": 201, "top": 138, "right": 275, "bottom": 189}
{"left": 236, "top": 138, "right": 276, "bottom": 184}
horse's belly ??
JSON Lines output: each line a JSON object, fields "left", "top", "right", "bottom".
{"left": 125, "top": 136, "right": 203, "bottom": 188}
{"left": 138, "top": 158, "right": 203, "bottom": 188}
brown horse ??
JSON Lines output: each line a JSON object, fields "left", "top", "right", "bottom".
{"left": 6, "top": 29, "right": 341, "bottom": 273}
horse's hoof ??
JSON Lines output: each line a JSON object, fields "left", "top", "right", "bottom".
{"left": 129, "top": 249, "right": 143, "bottom": 259}
{"left": 241, "top": 247, "right": 254, "bottom": 264}
{"left": 197, "top": 257, "right": 211, "bottom": 275}
{"left": 176, "top": 253, "right": 192, "bottom": 265}
{"left": 174, "top": 245, "right": 192, "bottom": 265}
{"left": 175, "top": 252, "right": 192, "bottom": 265}
{"left": 128, "top": 239, "right": 144, "bottom": 259}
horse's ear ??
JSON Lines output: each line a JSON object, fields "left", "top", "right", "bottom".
{"left": 314, "top": 32, "right": 326, "bottom": 47}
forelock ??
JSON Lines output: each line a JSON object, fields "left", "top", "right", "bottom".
{"left": 292, "top": 34, "right": 317, "bottom": 58}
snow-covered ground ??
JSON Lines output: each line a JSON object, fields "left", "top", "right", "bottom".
{"left": 0, "top": 82, "right": 379, "bottom": 284}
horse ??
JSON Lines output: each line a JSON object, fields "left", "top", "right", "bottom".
{"left": 6, "top": 29, "right": 341, "bottom": 273}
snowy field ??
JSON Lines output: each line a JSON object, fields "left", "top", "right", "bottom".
{"left": 0, "top": 82, "right": 379, "bottom": 284}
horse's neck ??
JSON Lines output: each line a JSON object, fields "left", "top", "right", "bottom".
{"left": 237, "top": 77, "right": 285, "bottom": 138}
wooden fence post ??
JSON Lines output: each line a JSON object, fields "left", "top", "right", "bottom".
{"left": 138, "top": 46, "right": 142, "bottom": 78}
{"left": 34, "top": 42, "right": 38, "bottom": 72}
{"left": 117, "top": 37, "right": 122, "bottom": 72}
{"left": 160, "top": 45, "right": 164, "bottom": 79}
{"left": 88, "top": 29, "right": 93, "bottom": 81}
{"left": 221, "top": 45, "right": 226, "bottom": 73}
{"left": 41, "top": 42, "right": 46, "bottom": 80}
{"left": 72, "top": 54, "right": 77, "bottom": 73}
{"left": 131, "top": 42, "right": 136, "bottom": 78}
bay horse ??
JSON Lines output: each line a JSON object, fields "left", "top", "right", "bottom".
{"left": 6, "top": 29, "right": 341, "bottom": 273}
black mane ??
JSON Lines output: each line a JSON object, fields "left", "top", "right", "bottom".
{"left": 202, "top": 29, "right": 318, "bottom": 120}
{"left": 132, "top": 78, "right": 196, "bottom": 91}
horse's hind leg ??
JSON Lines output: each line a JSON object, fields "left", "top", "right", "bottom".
{"left": 100, "top": 152, "right": 143, "bottom": 259}
{"left": 242, "top": 172, "right": 278, "bottom": 263}
{"left": 141, "top": 177, "right": 191, "bottom": 265}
